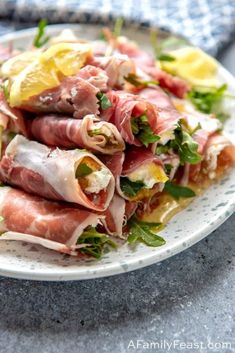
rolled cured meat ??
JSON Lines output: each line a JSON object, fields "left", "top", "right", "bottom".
{"left": 139, "top": 87, "right": 181, "bottom": 145}
{"left": 102, "top": 30, "right": 190, "bottom": 98}
{"left": 0, "top": 186, "right": 105, "bottom": 255}
{"left": 20, "top": 66, "right": 109, "bottom": 118}
{"left": 100, "top": 91, "right": 160, "bottom": 147}
{"left": 101, "top": 147, "right": 168, "bottom": 201}
{"left": 0, "top": 135, "right": 115, "bottom": 211}
{"left": 90, "top": 54, "right": 135, "bottom": 88}
{"left": 27, "top": 114, "right": 125, "bottom": 154}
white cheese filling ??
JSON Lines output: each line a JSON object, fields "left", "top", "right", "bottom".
{"left": 127, "top": 163, "right": 168, "bottom": 189}
{"left": 85, "top": 167, "right": 112, "bottom": 193}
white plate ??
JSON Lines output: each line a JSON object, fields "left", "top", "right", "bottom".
{"left": 0, "top": 24, "right": 234, "bottom": 281}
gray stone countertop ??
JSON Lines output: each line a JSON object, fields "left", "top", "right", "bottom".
{"left": 0, "top": 28, "right": 234, "bottom": 353}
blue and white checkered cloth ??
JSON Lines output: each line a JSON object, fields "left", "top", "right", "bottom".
{"left": 0, "top": 0, "right": 235, "bottom": 56}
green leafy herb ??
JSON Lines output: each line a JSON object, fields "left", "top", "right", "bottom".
{"left": 113, "top": 17, "right": 124, "bottom": 38}
{"left": 157, "top": 53, "right": 176, "bottom": 62}
{"left": 127, "top": 217, "right": 165, "bottom": 247}
{"left": 138, "top": 125, "right": 160, "bottom": 146}
{"left": 96, "top": 92, "right": 112, "bottom": 110}
{"left": 216, "top": 112, "right": 229, "bottom": 124}
{"left": 150, "top": 30, "right": 176, "bottom": 62}
{"left": 164, "top": 164, "right": 173, "bottom": 174}
{"left": 76, "top": 163, "right": 93, "bottom": 178}
{"left": 131, "top": 114, "right": 160, "bottom": 147}
{"left": 77, "top": 227, "right": 117, "bottom": 259}
{"left": 155, "top": 144, "right": 170, "bottom": 155}
{"left": 170, "top": 122, "right": 202, "bottom": 165}
{"left": 187, "top": 84, "right": 227, "bottom": 114}
{"left": 33, "top": 19, "right": 50, "bottom": 48}
{"left": 0, "top": 80, "right": 10, "bottom": 100}
{"left": 124, "top": 73, "right": 159, "bottom": 88}
{"left": 160, "top": 36, "right": 188, "bottom": 49}
{"left": 89, "top": 128, "right": 102, "bottom": 136}
{"left": 164, "top": 181, "right": 196, "bottom": 199}
{"left": 120, "top": 177, "right": 145, "bottom": 197}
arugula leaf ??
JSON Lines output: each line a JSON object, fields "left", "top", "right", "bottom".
{"left": 113, "top": 17, "right": 124, "bottom": 38}
{"left": 77, "top": 227, "right": 117, "bottom": 259}
{"left": 164, "top": 181, "right": 196, "bottom": 199}
{"left": 131, "top": 114, "right": 160, "bottom": 147}
{"left": 120, "top": 177, "right": 145, "bottom": 197}
{"left": 127, "top": 217, "right": 165, "bottom": 247}
{"left": 170, "top": 122, "right": 202, "bottom": 165}
{"left": 157, "top": 53, "right": 176, "bottom": 62}
{"left": 89, "top": 128, "right": 103, "bottom": 136}
{"left": 96, "top": 92, "right": 112, "bottom": 110}
{"left": 76, "top": 163, "right": 93, "bottom": 178}
{"left": 124, "top": 73, "right": 159, "bottom": 88}
{"left": 164, "top": 164, "right": 173, "bottom": 174}
{"left": 150, "top": 30, "right": 176, "bottom": 62}
{"left": 0, "top": 80, "right": 10, "bottom": 100}
{"left": 138, "top": 125, "right": 160, "bottom": 147}
{"left": 187, "top": 84, "right": 227, "bottom": 114}
{"left": 155, "top": 144, "right": 170, "bottom": 155}
{"left": 33, "top": 19, "right": 50, "bottom": 48}
{"left": 160, "top": 36, "right": 188, "bottom": 49}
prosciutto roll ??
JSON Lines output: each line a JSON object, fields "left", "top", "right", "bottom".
{"left": 100, "top": 91, "right": 159, "bottom": 147}
{"left": 0, "top": 135, "right": 115, "bottom": 211}
{"left": 20, "top": 66, "right": 109, "bottom": 118}
{"left": 0, "top": 186, "right": 105, "bottom": 255}
{"left": 90, "top": 54, "right": 135, "bottom": 88}
{"left": 101, "top": 147, "right": 168, "bottom": 201}
{"left": 102, "top": 30, "right": 190, "bottom": 98}
{"left": 139, "top": 87, "right": 181, "bottom": 145}
{"left": 27, "top": 114, "right": 125, "bottom": 154}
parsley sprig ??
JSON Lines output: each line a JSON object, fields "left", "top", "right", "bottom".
{"left": 127, "top": 217, "right": 165, "bottom": 247}
{"left": 77, "top": 227, "right": 117, "bottom": 259}
{"left": 33, "top": 19, "right": 50, "bottom": 48}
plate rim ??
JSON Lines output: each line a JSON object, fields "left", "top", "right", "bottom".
{"left": 0, "top": 24, "right": 234, "bottom": 281}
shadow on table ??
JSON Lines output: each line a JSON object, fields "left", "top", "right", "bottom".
{"left": 0, "top": 215, "right": 234, "bottom": 338}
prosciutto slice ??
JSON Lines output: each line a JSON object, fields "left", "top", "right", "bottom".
{"left": 27, "top": 114, "right": 125, "bottom": 154}
{"left": 0, "top": 135, "right": 115, "bottom": 211}
{"left": 100, "top": 90, "right": 158, "bottom": 146}
{"left": 0, "top": 92, "right": 28, "bottom": 135}
{"left": 91, "top": 54, "right": 135, "bottom": 88}
{"left": 0, "top": 186, "right": 104, "bottom": 255}
{"left": 20, "top": 66, "right": 109, "bottom": 118}
{"left": 111, "top": 35, "right": 190, "bottom": 98}
{"left": 139, "top": 87, "right": 181, "bottom": 144}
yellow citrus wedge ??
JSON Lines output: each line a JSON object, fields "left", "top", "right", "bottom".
{"left": 161, "top": 47, "right": 219, "bottom": 87}
{"left": 9, "top": 60, "right": 60, "bottom": 107}
{"left": 1, "top": 51, "right": 41, "bottom": 78}
{"left": 40, "top": 42, "right": 92, "bottom": 76}
{"left": 8, "top": 42, "right": 92, "bottom": 107}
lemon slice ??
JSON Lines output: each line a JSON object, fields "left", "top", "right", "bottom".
{"left": 40, "top": 42, "right": 92, "bottom": 76}
{"left": 9, "top": 60, "right": 60, "bottom": 107}
{"left": 161, "top": 47, "right": 219, "bottom": 87}
{"left": 1, "top": 51, "right": 41, "bottom": 78}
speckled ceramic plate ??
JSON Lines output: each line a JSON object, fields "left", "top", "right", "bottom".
{"left": 0, "top": 24, "right": 234, "bottom": 281}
